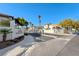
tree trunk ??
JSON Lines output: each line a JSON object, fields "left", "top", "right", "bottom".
{"left": 3, "top": 33, "right": 6, "bottom": 41}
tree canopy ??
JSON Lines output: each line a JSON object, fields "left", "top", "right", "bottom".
{"left": 59, "top": 18, "right": 79, "bottom": 30}
{"left": 15, "top": 17, "right": 28, "bottom": 26}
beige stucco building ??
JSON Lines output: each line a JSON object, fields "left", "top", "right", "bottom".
{"left": 43, "top": 24, "right": 64, "bottom": 34}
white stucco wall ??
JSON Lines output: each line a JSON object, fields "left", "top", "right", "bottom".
{"left": 0, "top": 26, "right": 24, "bottom": 41}
{"left": 43, "top": 28, "right": 64, "bottom": 34}
{"left": 0, "top": 14, "right": 26, "bottom": 41}
{"left": 10, "top": 20, "right": 24, "bottom": 39}
{"left": 0, "top": 33, "right": 12, "bottom": 41}
{"left": 44, "top": 29, "right": 54, "bottom": 34}
{"left": 0, "top": 20, "right": 25, "bottom": 41}
{"left": 44, "top": 24, "right": 65, "bottom": 34}
{"left": 0, "top": 27, "right": 12, "bottom": 41}
{"left": 0, "top": 34, "right": 3, "bottom": 41}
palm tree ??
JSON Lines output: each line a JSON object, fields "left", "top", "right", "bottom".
{"left": 32, "top": 23, "right": 34, "bottom": 27}
{"left": 29, "top": 22, "right": 34, "bottom": 32}
{"left": 0, "top": 29, "right": 12, "bottom": 41}
{"left": 38, "top": 15, "right": 41, "bottom": 27}
{"left": 29, "top": 22, "right": 32, "bottom": 27}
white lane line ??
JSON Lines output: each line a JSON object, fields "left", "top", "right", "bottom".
{"left": 42, "top": 34, "right": 76, "bottom": 41}
{"left": 22, "top": 43, "right": 39, "bottom": 56}
{"left": 42, "top": 34, "right": 57, "bottom": 38}
{"left": 22, "top": 34, "right": 76, "bottom": 56}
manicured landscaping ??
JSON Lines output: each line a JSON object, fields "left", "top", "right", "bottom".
{"left": 0, "top": 36, "right": 24, "bottom": 49}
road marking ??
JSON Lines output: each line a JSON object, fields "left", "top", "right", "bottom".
{"left": 22, "top": 34, "right": 76, "bottom": 56}
{"left": 22, "top": 43, "right": 39, "bottom": 56}
{"left": 42, "top": 34, "right": 76, "bottom": 41}
{"left": 42, "top": 34, "right": 57, "bottom": 38}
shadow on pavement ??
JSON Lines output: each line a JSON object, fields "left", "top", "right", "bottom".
{"left": 28, "top": 33, "right": 44, "bottom": 42}
{"left": 28, "top": 33, "right": 41, "bottom": 37}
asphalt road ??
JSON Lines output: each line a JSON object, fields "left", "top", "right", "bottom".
{"left": 57, "top": 35, "right": 79, "bottom": 56}
{"left": 28, "top": 33, "right": 54, "bottom": 42}
{"left": 24, "top": 38, "right": 68, "bottom": 56}
{"left": 23, "top": 33, "right": 76, "bottom": 56}
{"left": 0, "top": 33, "right": 77, "bottom": 56}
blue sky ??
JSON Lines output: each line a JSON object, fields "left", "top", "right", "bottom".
{"left": 0, "top": 3, "right": 79, "bottom": 26}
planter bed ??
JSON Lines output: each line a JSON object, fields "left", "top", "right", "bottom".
{"left": 0, "top": 36, "right": 24, "bottom": 49}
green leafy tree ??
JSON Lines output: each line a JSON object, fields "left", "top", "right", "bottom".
{"left": 15, "top": 17, "right": 28, "bottom": 26}
{"left": 59, "top": 18, "right": 79, "bottom": 30}
{"left": 60, "top": 19, "right": 73, "bottom": 27}
{"left": 73, "top": 21, "right": 79, "bottom": 30}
